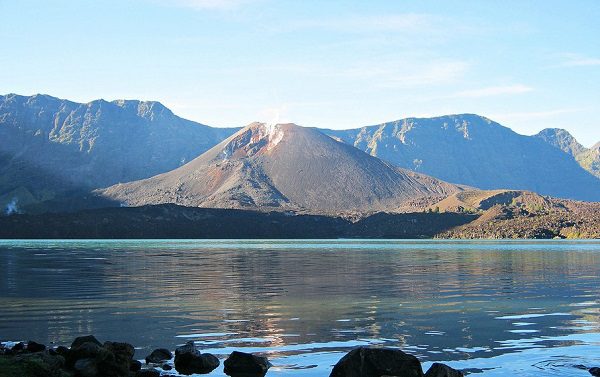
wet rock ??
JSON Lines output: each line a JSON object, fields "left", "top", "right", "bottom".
{"left": 130, "top": 359, "right": 142, "bottom": 372}
{"left": 145, "top": 348, "right": 173, "bottom": 364}
{"left": 136, "top": 368, "right": 161, "bottom": 377}
{"left": 174, "top": 341, "right": 220, "bottom": 375}
{"left": 163, "top": 363, "right": 172, "bottom": 370}
{"left": 425, "top": 363, "right": 464, "bottom": 377}
{"left": 65, "top": 342, "right": 103, "bottom": 368}
{"left": 330, "top": 347, "right": 424, "bottom": 377}
{"left": 71, "top": 335, "right": 102, "bottom": 349}
{"left": 104, "top": 341, "right": 135, "bottom": 375}
{"left": 74, "top": 357, "right": 99, "bottom": 377}
{"left": 55, "top": 346, "right": 69, "bottom": 357}
{"left": 66, "top": 340, "right": 135, "bottom": 377}
{"left": 26, "top": 341, "right": 46, "bottom": 353}
{"left": 590, "top": 367, "right": 600, "bottom": 376}
{"left": 11, "top": 342, "right": 25, "bottom": 353}
{"left": 224, "top": 351, "right": 272, "bottom": 377}
{"left": 2, "top": 351, "right": 67, "bottom": 377}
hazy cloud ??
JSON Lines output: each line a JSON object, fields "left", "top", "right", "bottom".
{"left": 557, "top": 53, "right": 600, "bottom": 67}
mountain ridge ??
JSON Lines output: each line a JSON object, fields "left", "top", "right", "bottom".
{"left": 535, "top": 128, "right": 600, "bottom": 178}
{"left": 2, "top": 93, "right": 599, "bottom": 215}
{"left": 323, "top": 114, "right": 600, "bottom": 201}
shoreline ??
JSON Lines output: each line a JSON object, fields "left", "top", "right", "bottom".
{"left": 2, "top": 336, "right": 599, "bottom": 377}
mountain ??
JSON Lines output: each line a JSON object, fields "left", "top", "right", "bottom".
{"left": 535, "top": 128, "right": 587, "bottom": 156}
{"left": 434, "top": 189, "right": 600, "bottom": 239}
{"left": 322, "top": 114, "right": 600, "bottom": 202}
{"left": 535, "top": 128, "right": 600, "bottom": 179}
{"left": 100, "top": 122, "right": 463, "bottom": 213}
{"left": 0, "top": 94, "right": 238, "bottom": 210}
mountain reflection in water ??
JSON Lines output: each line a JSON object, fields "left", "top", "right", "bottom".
{"left": 1, "top": 240, "right": 599, "bottom": 376}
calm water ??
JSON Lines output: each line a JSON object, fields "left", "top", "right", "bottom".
{"left": 1, "top": 240, "right": 599, "bottom": 376}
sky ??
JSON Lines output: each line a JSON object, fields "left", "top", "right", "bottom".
{"left": 1, "top": 0, "right": 599, "bottom": 145}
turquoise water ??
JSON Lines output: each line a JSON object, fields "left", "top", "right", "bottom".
{"left": 1, "top": 240, "right": 599, "bottom": 376}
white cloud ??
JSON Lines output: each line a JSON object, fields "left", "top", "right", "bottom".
{"left": 287, "top": 13, "right": 440, "bottom": 34}
{"left": 557, "top": 53, "right": 600, "bottom": 67}
{"left": 453, "top": 84, "right": 533, "bottom": 98}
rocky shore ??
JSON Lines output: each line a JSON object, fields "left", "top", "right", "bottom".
{"left": 2, "top": 336, "right": 599, "bottom": 377}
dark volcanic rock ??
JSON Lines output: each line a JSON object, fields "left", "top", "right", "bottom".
{"left": 55, "top": 346, "right": 69, "bottom": 357}
{"left": 11, "top": 342, "right": 25, "bottom": 353}
{"left": 174, "top": 341, "right": 220, "bottom": 375}
{"left": 26, "top": 341, "right": 46, "bottom": 353}
{"left": 74, "top": 357, "right": 98, "bottom": 377}
{"left": 66, "top": 339, "right": 134, "bottom": 377}
{"left": 330, "top": 347, "right": 424, "bottom": 377}
{"left": 425, "top": 363, "right": 464, "bottom": 377}
{"left": 223, "top": 351, "right": 272, "bottom": 377}
{"left": 136, "top": 369, "right": 161, "bottom": 377}
{"left": 104, "top": 341, "right": 135, "bottom": 375}
{"left": 145, "top": 348, "right": 173, "bottom": 364}
{"left": 71, "top": 335, "right": 102, "bottom": 349}
{"left": 590, "top": 367, "right": 600, "bottom": 376}
{"left": 130, "top": 359, "right": 142, "bottom": 372}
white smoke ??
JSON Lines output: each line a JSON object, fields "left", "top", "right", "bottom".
{"left": 5, "top": 197, "right": 19, "bottom": 216}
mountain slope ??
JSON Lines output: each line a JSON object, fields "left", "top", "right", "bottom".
{"left": 535, "top": 128, "right": 600, "bottom": 179}
{"left": 576, "top": 142, "right": 600, "bottom": 178}
{"left": 435, "top": 190, "right": 600, "bottom": 239}
{"left": 322, "top": 114, "right": 600, "bottom": 201}
{"left": 100, "top": 123, "right": 463, "bottom": 213}
{"left": 0, "top": 94, "right": 238, "bottom": 209}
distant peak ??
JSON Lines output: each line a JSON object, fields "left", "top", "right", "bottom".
{"left": 112, "top": 99, "right": 172, "bottom": 119}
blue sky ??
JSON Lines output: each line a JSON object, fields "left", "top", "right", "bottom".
{"left": 1, "top": 0, "right": 599, "bottom": 145}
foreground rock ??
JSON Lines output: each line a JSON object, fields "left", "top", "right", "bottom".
{"left": 590, "top": 367, "right": 600, "bottom": 376}
{"left": 424, "top": 363, "right": 464, "bottom": 377}
{"left": 0, "top": 351, "right": 66, "bottom": 377}
{"left": 174, "top": 341, "right": 220, "bottom": 375}
{"left": 330, "top": 347, "right": 424, "bottom": 377}
{"left": 224, "top": 351, "right": 272, "bottom": 377}
{"left": 66, "top": 337, "right": 135, "bottom": 377}
{"left": 145, "top": 348, "right": 172, "bottom": 364}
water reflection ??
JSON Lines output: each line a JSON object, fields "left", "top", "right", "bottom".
{"left": 0, "top": 240, "right": 599, "bottom": 376}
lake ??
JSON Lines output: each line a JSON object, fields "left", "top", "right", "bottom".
{"left": 1, "top": 240, "right": 599, "bottom": 376}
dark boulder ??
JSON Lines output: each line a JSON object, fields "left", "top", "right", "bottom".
{"left": 130, "top": 360, "right": 142, "bottom": 372}
{"left": 65, "top": 342, "right": 104, "bottom": 368}
{"left": 174, "top": 341, "right": 220, "bottom": 375}
{"left": 136, "top": 369, "right": 161, "bottom": 377}
{"left": 425, "top": 363, "right": 464, "bottom": 377}
{"left": 54, "top": 346, "right": 69, "bottom": 357}
{"left": 71, "top": 335, "right": 102, "bottom": 349}
{"left": 590, "top": 367, "right": 600, "bottom": 376}
{"left": 330, "top": 347, "right": 424, "bottom": 377}
{"left": 104, "top": 341, "right": 135, "bottom": 375}
{"left": 74, "top": 358, "right": 99, "bottom": 377}
{"left": 11, "top": 342, "right": 25, "bottom": 353}
{"left": 145, "top": 348, "right": 173, "bottom": 364}
{"left": 163, "top": 364, "right": 172, "bottom": 370}
{"left": 224, "top": 351, "right": 272, "bottom": 377}
{"left": 26, "top": 341, "right": 46, "bottom": 353}
{"left": 66, "top": 340, "right": 134, "bottom": 377}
